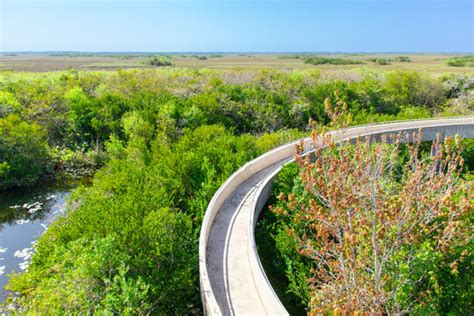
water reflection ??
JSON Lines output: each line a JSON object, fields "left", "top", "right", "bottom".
{"left": 0, "top": 186, "right": 71, "bottom": 301}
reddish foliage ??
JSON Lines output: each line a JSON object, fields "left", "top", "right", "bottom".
{"left": 274, "top": 97, "right": 473, "bottom": 314}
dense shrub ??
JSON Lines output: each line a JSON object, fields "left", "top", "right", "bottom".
{"left": 445, "top": 55, "right": 474, "bottom": 67}
{"left": 0, "top": 115, "right": 51, "bottom": 189}
{"left": 0, "top": 69, "right": 466, "bottom": 190}
{"left": 3, "top": 124, "right": 304, "bottom": 313}
{"left": 367, "top": 57, "right": 410, "bottom": 64}
{"left": 0, "top": 68, "right": 471, "bottom": 313}
{"left": 278, "top": 54, "right": 301, "bottom": 59}
{"left": 0, "top": 91, "right": 21, "bottom": 117}
{"left": 395, "top": 56, "right": 411, "bottom": 62}
{"left": 145, "top": 57, "right": 172, "bottom": 67}
{"left": 376, "top": 58, "right": 391, "bottom": 65}
{"left": 440, "top": 74, "right": 474, "bottom": 115}
{"left": 384, "top": 71, "right": 447, "bottom": 108}
{"left": 303, "top": 56, "right": 364, "bottom": 65}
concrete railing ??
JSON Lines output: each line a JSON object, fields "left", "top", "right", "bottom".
{"left": 199, "top": 136, "right": 309, "bottom": 315}
{"left": 200, "top": 117, "right": 474, "bottom": 315}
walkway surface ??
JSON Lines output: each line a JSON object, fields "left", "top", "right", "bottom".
{"left": 205, "top": 163, "right": 286, "bottom": 315}
{"left": 200, "top": 117, "right": 474, "bottom": 316}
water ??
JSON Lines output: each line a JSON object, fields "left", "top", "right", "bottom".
{"left": 0, "top": 185, "right": 71, "bottom": 302}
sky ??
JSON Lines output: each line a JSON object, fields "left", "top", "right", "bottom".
{"left": 0, "top": 0, "right": 473, "bottom": 53}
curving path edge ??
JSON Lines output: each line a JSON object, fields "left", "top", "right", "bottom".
{"left": 199, "top": 117, "right": 474, "bottom": 316}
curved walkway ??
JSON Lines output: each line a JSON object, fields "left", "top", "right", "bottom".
{"left": 199, "top": 117, "right": 474, "bottom": 316}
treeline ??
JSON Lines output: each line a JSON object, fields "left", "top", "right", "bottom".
{"left": 294, "top": 55, "right": 410, "bottom": 66}
{"left": 0, "top": 68, "right": 472, "bottom": 313}
{"left": 2, "top": 69, "right": 472, "bottom": 190}
{"left": 368, "top": 56, "right": 411, "bottom": 65}
{"left": 303, "top": 56, "right": 364, "bottom": 65}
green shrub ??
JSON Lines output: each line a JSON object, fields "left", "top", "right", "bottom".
{"left": 445, "top": 55, "right": 474, "bottom": 67}
{"left": 0, "top": 115, "right": 51, "bottom": 189}
{"left": 0, "top": 91, "right": 21, "bottom": 117}
{"left": 144, "top": 57, "right": 172, "bottom": 67}
{"left": 395, "top": 56, "right": 411, "bottom": 62}
{"left": 303, "top": 56, "right": 364, "bottom": 65}
{"left": 3, "top": 124, "right": 267, "bottom": 313}
{"left": 368, "top": 57, "right": 392, "bottom": 65}
{"left": 384, "top": 71, "right": 446, "bottom": 108}
{"left": 278, "top": 55, "right": 301, "bottom": 59}
{"left": 376, "top": 58, "right": 391, "bottom": 65}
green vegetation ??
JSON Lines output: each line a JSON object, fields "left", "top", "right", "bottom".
{"left": 144, "top": 57, "right": 172, "bottom": 67}
{"left": 395, "top": 56, "right": 411, "bottom": 62}
{"left": 278, "top": 54, "right": 301, "bottom": 59}
{"left": 190, "top": 55, "right": 209, "bottom": 60}
{"left": 0, "top": 115, "right": 52, "bottom": 189}
{"left": 368, "top": 56, "right": 411, "bottom": 65}
{"left": 368, "top": 57, "right": 392, "bottom": 65}
{"left": 303, "top": 56, "right": 364, "bottom": 65}
{"left": 6, "top": 125, "right": 287, "bottom": 314}
{"left": 0, "top": 68, "right": 472, "bottom": 313}
{"left": 208, "top": 54, "right": 223, "bottom": 58}
{"left": 445, "top": 55, "right": 474, "bottom": 67}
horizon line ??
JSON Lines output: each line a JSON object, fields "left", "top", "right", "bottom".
{"left": 1, "top": 51, "right": 472, "bottom": 55}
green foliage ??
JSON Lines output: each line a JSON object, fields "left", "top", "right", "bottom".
{"left": 144, "top": 57, "right": 172, "bottom": 67}
{"left": 395, "top": 56, "right": 411, "bottom": 62}
{"left": 5, "top": 124, "right": 298, "bottom": 313}
{"left": 0, "top": 91, "right": 21, "bottom": 117}
{"left": 351, "top": 106, "right": 431, "bottom": 125}
{"left": 0, "top": 68, "right": 465, "bottom": 190}
{"left": 367, "top": 56, "right": 410, "bottom": 64}
{"left": 303, "top": 56, "right": 364, "bottom": 65}
{"left": 376, "top": 58, "right": 391, "bottom": 65}
{"left": 52, "top": 146, "right": 105, "bottom": 179}
{"left": 278, "top": 54, "right": 301, "bottom": 59}
{"left": 0, "top": 115, "right": 51, "bottom": 189}
{"left": 445, "top": 55, "right": 474, "bottom": 67}
{"left": 0, "top": 68, "right": 471, "bottom": 313}
{"left": 460, "top": 138, "right": 474, "bottom": 173}
{"left": 384, "top": 71, "right": 447, "bottom": 108}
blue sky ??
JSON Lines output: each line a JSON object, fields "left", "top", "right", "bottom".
{"left": 0, "top": 0, "right": 473, "bottom": 52}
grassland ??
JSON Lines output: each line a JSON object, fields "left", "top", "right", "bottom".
{"left": 0, "top": 53, "right": 473, "bottom": 73}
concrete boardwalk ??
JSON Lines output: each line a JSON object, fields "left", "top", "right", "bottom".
{"left": 200, "top": 117, "right": 474, "bottom": 316}
{"left": 206, "top": 163, "right": 287, "bottom": 315}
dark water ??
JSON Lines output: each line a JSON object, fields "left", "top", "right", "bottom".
{"left": 0, "top": 185, "right": 71, "bottom": 302}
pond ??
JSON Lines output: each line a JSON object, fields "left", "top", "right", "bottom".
{"left": 0, "top": 184, "right": 73, "bottom": 302}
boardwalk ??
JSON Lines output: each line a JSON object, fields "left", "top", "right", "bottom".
{"left": 200, "top": 117, "right": 474, "bottom": 316}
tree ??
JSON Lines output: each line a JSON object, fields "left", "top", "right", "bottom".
{"left": 273, "top": 98, "right": 472, "bottom": 314}
{"left": 0, "top": 115, "right": 51, "bottom": 189}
